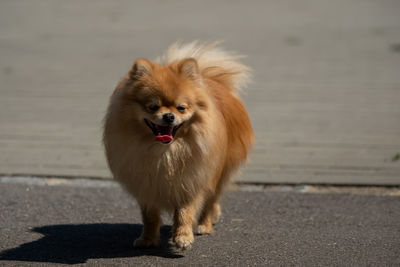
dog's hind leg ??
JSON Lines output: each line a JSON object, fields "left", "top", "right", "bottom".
{"left": 195, "top": 196, "right": 221, "bottom": 235}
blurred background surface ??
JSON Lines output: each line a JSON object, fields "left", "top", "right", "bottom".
{"left": 0, "top": 0, "right": 399, "bottom": 184}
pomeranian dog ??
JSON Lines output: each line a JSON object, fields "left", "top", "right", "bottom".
{"left": 103, "top": 42, "right": 254, "bottom": 249}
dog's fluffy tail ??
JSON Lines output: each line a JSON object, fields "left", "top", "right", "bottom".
{"left": 157, "top": 41, "right": 251, "bottom": 92}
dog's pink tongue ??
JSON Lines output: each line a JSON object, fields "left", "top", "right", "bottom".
{"left": 155, "top": 135, "right": 173, "bottom": 143}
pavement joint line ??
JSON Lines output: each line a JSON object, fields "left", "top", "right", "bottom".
{"left": 0, "top": 173, "right": 110, "bottom": 181}
{"left": 1, "top": 175, "right": 399, "bottom": 196}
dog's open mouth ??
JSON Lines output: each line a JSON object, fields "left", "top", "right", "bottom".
{"left": 144, "top": 119, "right": 182, "bottom": 144}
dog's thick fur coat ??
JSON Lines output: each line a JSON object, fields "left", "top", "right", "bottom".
{"left": 103, "top": 42, "right": 254, "bottom": 249}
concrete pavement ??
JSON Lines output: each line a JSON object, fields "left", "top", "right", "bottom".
{"left": 0, "top": 177, "right": 399, "bottom": 266}
{"left": 0, "top": 0, "right": 400, "bottom": 184}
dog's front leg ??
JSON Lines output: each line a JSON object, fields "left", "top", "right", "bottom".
{"left": 172, "top": 204, "right": 196, "bottom": 249}
{"left": 134, "top": 205, "right": 161, "bottom": 248}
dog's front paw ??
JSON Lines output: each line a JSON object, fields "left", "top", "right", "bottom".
{"left": 133, "top": 236, "right": 159, "bottom": 248}
{"left": 174, "top": 233, "right": 194, "bottom": 250}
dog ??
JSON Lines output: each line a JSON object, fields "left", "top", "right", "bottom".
{"left": 103, "top": 41, "right": 254, "bottom": 249}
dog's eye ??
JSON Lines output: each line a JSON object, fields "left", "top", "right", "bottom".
{"left": 148, "top": 105, "right": 160, "bottom": 112}
{"left": 176, "top": 106, "right": 186, "bottom": 113}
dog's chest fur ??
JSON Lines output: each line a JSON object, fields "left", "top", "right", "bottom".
{"left": 115, "top": 138, "right": 213, "bottom": 211}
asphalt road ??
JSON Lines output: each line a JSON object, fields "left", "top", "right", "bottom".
{"left": 1, "top": 178, "right": 399, "bottom": 266}
{"left": 1, "top": 0, "right": 400, "bottom": 184}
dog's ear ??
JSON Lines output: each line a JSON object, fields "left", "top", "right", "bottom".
{"left": 129, "top": 59, "right": 153, "bottom": 80}
{"left": 178, "top": 58, "right": 200, "bottom": 80}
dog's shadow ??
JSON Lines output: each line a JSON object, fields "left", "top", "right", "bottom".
{"left": 0, "top": 224, "right": 182, "bottom": 264}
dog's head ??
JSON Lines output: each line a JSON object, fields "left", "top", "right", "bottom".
{"left": 120, "top": 58, "right": 209, "bottom": 144}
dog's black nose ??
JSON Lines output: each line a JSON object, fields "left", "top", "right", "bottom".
{"left": 163, "top": 113, "right": 175, "bottom": 124}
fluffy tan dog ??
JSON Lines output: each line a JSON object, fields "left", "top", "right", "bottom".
{"left": 103, "top": 42, "right": 254, "bottom": 249}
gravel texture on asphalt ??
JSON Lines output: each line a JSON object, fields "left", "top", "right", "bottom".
{"left": 1, "top": 180, "right": 399, "bottom": 266}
